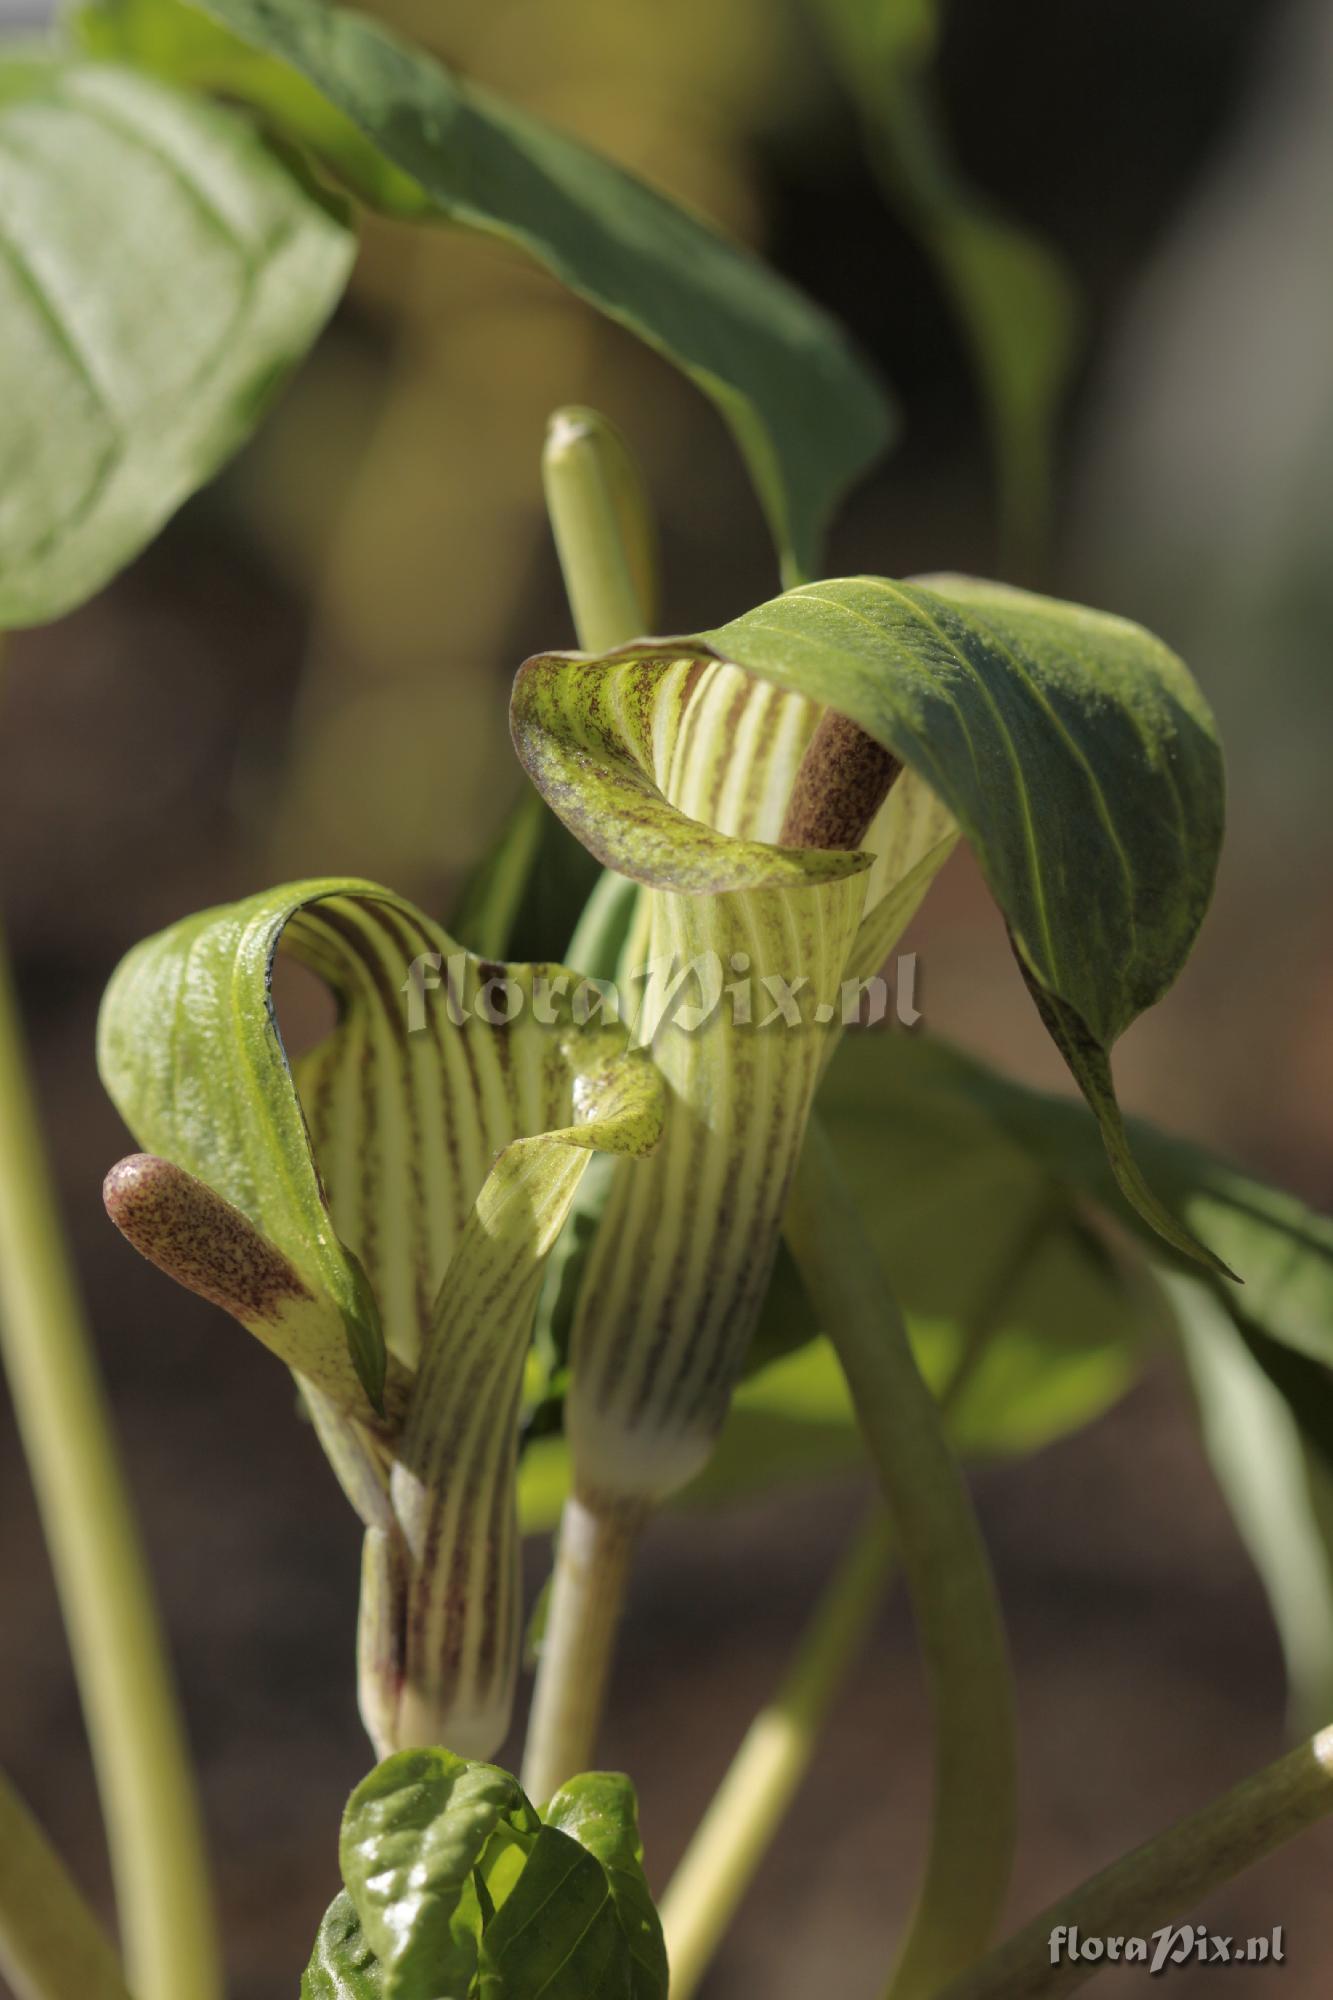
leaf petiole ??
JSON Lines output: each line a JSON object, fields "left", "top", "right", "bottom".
{"left": 936, "top": 1726, "right": 1333, "bottom": 2000}
{"left": 784, "top": 1115, "right": 1018, "bottom": 2000}
{"left": 0, "top": 931, "right": 221, "bottom": 2000}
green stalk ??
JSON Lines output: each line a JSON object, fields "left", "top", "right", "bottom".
{"left": 523, "top": 406, "right": 657, "bottom": 1798}
{"left": 541, "top": 406, "right": 658, "bottom": 652}
{"left": 658, "top": 1225, "right": 1032, "bottom": 2000}
{"left": 0, "top": 1767, "right": 134, "bottom": 2000}
{"left": 521, "top": 1493, "right": 646, "bottom": 1805}
{"left": 936, "top": 1725, "right": 1333, "bottom": 2000}
{"left": 660, "top": 1508, "right": 897, "bottom": 1999}
{"left": 784, "top": 1116, "right": 1017, "bottom": 2000}
{"left": 0, "top": 934, "right": 222, "bottom": 2000}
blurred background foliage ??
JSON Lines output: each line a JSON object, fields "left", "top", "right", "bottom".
{"left": 3, "top": 0, "right": 1333, "bottom": 1994}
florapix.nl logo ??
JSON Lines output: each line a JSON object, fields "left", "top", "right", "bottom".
{"left": 401, "top": 948, "right": 924, "bottom": 1035}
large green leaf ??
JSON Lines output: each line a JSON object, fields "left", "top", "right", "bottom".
{"left": 301, "top": 1893, "right": 383, "bottom": 2000}
{"left": 810, "top": 1033, "right": 1148, "bottom": 1452}
{"left": 0, "top": 52, "right": 352, "bottom": 628}
{"left": 480, "top": 1775, "right": 666, "bottom": 2000}
{"left": 98, "top": 878, "right": 664, "bottom": 1755}
{"left": 77, "top": 0, "right": 894, "bottom": 583}
{"left": 329, "top": 1753, "right": 665, "bottom": 2000}
{"left": 514, "top": 575, "right": 1227, "bottom": 1270}
{"left": 807, "top": 0, "right": 1079, "bottom": 558}
{"left": 340, "top": 1750, "right": 540, "bottom": 2000}
{"left": 904, "top": 1034, "right": 1333, "bottom": 1378}
{"left": 809, "top": 1034, "right": 1333, "bottom": 1735}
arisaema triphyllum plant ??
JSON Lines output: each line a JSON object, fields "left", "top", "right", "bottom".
{"left": 3, "top": 3, "right": 1333, "bottom": 1999}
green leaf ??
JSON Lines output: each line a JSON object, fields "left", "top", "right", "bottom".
{"left": 77, "top": 0, "right": 894, "bottom": 584}
{"left": 542, "top": 1775, "right": 666, "bottom": 1999}
{"left": 910, "top": 1034, "right": 1333, "bottom": 1375}
{"left": 340, "top": 1749, "right": 540, "bottom": 2000}
{"left": 793, "top": 1031, "right": 1148, "bottom": 1453}
{"left": 0, "top": 52, "right": 352, "bottom": 628}
{"left": 817, "top": 1031, "right": 1333, "bottom": 1735}
{"left": 807, "top": 0, "right": 1079, "bottom": 559}
{"left": 1174, "top": 1277, "right": 1333, "bottom": 1738}
{"left": 331, "top": 1754, "right": 665, "bottom": 2000}
{"left": 480, "top": 1775, "right": 666, "bottom": 1999}
{"left": 301, "top": 1892, "right": 383, "bottom": 2000}
{"left": 700, "top": 574, "right": 1228, "bottom": 1267}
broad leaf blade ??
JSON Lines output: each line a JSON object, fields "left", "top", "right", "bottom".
{"left": 488, "top": 1774, "right": 666, "bottom": 2000}
{"left": 812, "top": 1031, "right": 1147, "bottom": 1453}
{"left": 78, "top": 0, "right": 893, "bottom": 581}
{"left": 340, "top": 1749, "right": 539, "bottom": 2000}
{"left": 917, "top": 1036, "right": 1333, "bottom": 1367}
{"left": 477, "top": 1828, "right": 626, "bottom": 1997}
{"left": 546, "top": 1775, "right": 666, "bottom": 1999}
{"left": 301, "top": 1892, "right": 383, "bottom": 2000}
{"left": 699, "top": 575, "right": 1227, "bottom": 1266}
{"left": 0, "top": 54, "right": 352, "bottom": 627}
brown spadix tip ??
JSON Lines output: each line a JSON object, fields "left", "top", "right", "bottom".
{"left": 104, "top": 1155, "right": 410, "bottom": 1432}
{"left": 104, "top": 1153, "right": 313, "bottom": 1326}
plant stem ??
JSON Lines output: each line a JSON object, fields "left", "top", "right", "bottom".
{"left": 521, "top": 1493, "right": 645, "bottom": 1803}
{"left": 0, "top": 934, "right": 222, "bottom": 2000}
{"left": 541, "top": 406, "right": 657, "bottom": 652}
{"left": 660, "top": 1506, "right": 897, "bottom": 1999}
{"left": 784, "top": 1116, "right": 1017, "bottom": 2000}
{"left": 523, "top": 410, "right": 657, "bottom": 1800}
{"left": 656, "top": 1283, "right": 1017, "bottom": 2000}
{"left": 936, "top": 1725, "right": 1333, "bottom": 2000}
{"left": 0, "top": 1767, "right": 135, "bottom": 2000}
